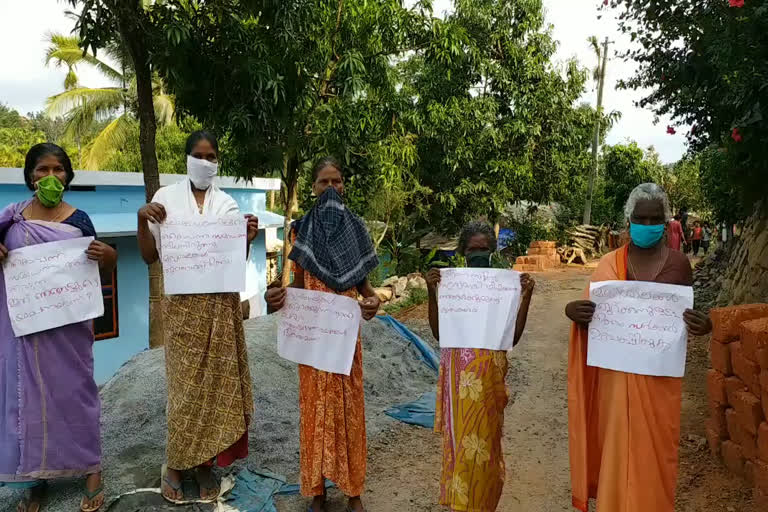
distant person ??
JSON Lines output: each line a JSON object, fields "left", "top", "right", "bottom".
{"left": 565, "top": 183, "right": 711, "bottom": 512}
{"left": 691, "top": 221, "right": 703, "bottom": 255}
{"left": 424, "top": 221, "right": 534, "bottom": 512}
{"left": 667, "top": 214, "right": 685, "bottom": 251}
{"left": 0, "top": 144, "right": 117, "bottom": 512}
{"left": 137, "top": 131, "right": 259, "bottom": 503}
{"left": 701, "top": 222, "right": 712, "bottom": 254}
{"left": 265, "top": 157, "right": 380, "bottom": 512}
{"left": 679, "top": 207, "right": 690, "bottom": 252}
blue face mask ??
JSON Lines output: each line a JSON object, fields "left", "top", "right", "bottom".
{"left": 630, "top": 223, "right": 665, "bottom": 248}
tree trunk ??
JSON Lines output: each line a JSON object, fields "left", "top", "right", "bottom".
{"left": 281, "top": 156, "right": 299, "bottom": 287}
{"left": 117, "top": 11, "right": 163, "bottom": 348}
{"left": 269, "top": 190, "right": 275, "bottom": 210}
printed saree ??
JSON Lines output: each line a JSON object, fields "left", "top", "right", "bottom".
{"left": 568, "top": 246, "right": 683, "bottom": 512}
{"left": 0, "top": 201, "right": 101, "bottom": 483}
{"left": 435, "top": 348, "right": 509, "bottom": 512}
{"left": 295, "top": 263, "right": 367, "bottom": 498}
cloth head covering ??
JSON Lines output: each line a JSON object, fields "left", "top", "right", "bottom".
{"left": 289, "top": 187, "right": 378, "bottom": 292}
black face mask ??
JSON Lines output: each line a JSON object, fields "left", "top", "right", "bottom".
{"left": 466, "top": 250, "right": 492, "bottom": 268}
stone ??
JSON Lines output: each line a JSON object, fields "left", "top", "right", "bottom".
{"left": 374, "top": 287, "right": 393, "bottom": 302}
{"left": 721, "top": 440, "right": 746, "bottom": 477}
{"left": 710, "top": 339, "right": 733, "bottom": 375}
{"left": 741, "top": 317, "right": 768, "bottom": 362}
{"left": 731, "top": 341, "right": 762, "bottom": 396}
{"left": 707, "top": 369, "right": 728, "bottom": 405}
{"left": 407, "top": 276, "right": 427, "bottom": 290}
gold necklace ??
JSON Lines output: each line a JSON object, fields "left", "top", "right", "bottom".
{"left": 628, "top": 246, "right": 668, "bottom": 282}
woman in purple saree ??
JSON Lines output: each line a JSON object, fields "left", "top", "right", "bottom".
{"left": 0, "top": 144, "right": 117, "bottom": 512}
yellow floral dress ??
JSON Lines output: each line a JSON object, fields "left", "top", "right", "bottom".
{"left": 435, "top": 348, "right": 509, "bottom": 511}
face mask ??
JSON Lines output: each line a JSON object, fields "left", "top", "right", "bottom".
{"left": 187, "top": 155, "right": 218, "bottom": 190}
{"left": 35, "top": 175, "right": 65, "bottom": 208}
{"left": 466, "top": 250, "right": 492, "bottom": 268}
{"left": 630, "top": 223, "right": 665, "bottom": 249}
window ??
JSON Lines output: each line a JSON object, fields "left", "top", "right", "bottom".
{"left": 94, "top": 254, "right": 119, "bottom": 341}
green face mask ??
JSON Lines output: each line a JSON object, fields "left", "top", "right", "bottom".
{"left": 35, "top": 175, "right": 65, "bottom": 208}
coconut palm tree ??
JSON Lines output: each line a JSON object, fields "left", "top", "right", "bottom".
{"left": 44, "top": 33, "right": 174, "bottom": 170}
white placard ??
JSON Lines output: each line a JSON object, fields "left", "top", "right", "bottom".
{"left": 438, "top": 268, "right": 521, "bottom": 350}
{"left": 160, "top": 215, "right": 247, "bottom": 295}
{"left": 277, "top": 288, "right": 361, "bottom": 375}
{"left": 587, "top": 280, "right": 694, "bottom": 377}
{"left": 3, "top": 237, "right": 104, "bottom": 337}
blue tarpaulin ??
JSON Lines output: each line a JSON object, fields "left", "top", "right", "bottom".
{"left": 376, "top": 315, "right": 439, "bottom": 374}
{"left": 385, "top": 391, "right": 436, "bottom": 429}
{"left": 225, "top": 469, "right": 333, "bottom": 512}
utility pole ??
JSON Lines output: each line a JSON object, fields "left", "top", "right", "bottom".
{"left": 583, "top": 37, "right": 610, "bottom": 226}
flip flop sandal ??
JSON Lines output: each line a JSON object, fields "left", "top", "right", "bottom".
{"left": 193, "top": 469, "right": 220, "bottom": 504}
{"left": 79, "top": 485, "right": 104, "bottom": 512}
{"left": 18, "top": 482, "right": 47, "bottom": 512}
{"left": 160, "top": 464, "right": 186, "bottom": 505}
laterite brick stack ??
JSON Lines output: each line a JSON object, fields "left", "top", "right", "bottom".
{"left": 513, "top": 241, "right": 560, "bottom": 272}
{"left": 706, "top": 304, "right": 768, "bottom": 507}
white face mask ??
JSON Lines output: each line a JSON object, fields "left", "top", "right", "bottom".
{"left": 187, "top": 155, "right": 218, "bottom": 190}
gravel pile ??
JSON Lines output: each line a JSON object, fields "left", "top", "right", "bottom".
{"left": 0, "top": 315, "right": 436, "bottom": 512}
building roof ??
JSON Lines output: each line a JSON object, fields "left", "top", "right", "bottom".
{"left": 0, "top": 169, "right": 281, "bottom": 191}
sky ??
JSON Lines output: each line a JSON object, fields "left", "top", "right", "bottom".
{"left": 0, "top": 0, "right": 687, "bottom": 163}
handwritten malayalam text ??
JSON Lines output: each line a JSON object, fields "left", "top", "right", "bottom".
{"left": 437, "top": 268, "right": 522, "bottom": 351}
{"left": 586, "top": 280, "right": 693, "bottom": 377}
{"left": 3, "top": 237, "right": 104, "bottom": 337}
{"left": 277, "top": 288, "right": 361, "bottom": 375}
{"left": 160, "top": 215, "right": 247, "bottom": 295}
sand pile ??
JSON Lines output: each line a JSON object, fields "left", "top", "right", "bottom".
{"left": 0, "top": 315, "right": 436, "bottom": 512}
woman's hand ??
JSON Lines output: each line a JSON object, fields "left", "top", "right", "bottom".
{"left": 245, "top": 214, "right": 259, "bottom": 243}
{"left": 86, "top": 241, "right": 117, "bottom": 269}
{"left": 425, "top": 268, "right": 441, "bottom": 292}
{"left": 138, "top": 203, "right": 167, "bottom": 224}
{"left": 360, "top": 296, "right": 380, "bottom": 321}
{"left": 684, "top": 309, "right": 712, "bottom": 336}
{"left": 520, "top": 273, "right": 535, "bottom": 298}
{"left": 0, "top": 243, "right": 8, "bottom": 262}
{"left": 265, "top": 287, "right": 287, "bottom": 312}
{"left": 566, "top": 300, "right": 596, "bottom": 325}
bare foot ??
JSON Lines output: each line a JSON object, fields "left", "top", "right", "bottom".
{"left": 80, "top": 473, "right": 104, "bottom": 511}
{"left": 310, "top": 493, "right": 326, "bottom": 512}
{"left": 348, "top": 496, "right": 365, "bottom": 512}
{"left": 161, "top": 466, "right": 184, "bottom": 502}
{"left": 17, "top": 484, "right": 45, "bottom": 512}
{"left": 194, "top": 466, "right": 219, "bottom": 501}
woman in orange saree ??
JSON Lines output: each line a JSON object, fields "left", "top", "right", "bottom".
{"left": 425, "top": 221, "right": 535, "bottom": 512}
{"left": 566, "top": 183, "right": 712, "bottom": 512}
{"left": 265, "top": 157, "right": 380, "bottom": 512}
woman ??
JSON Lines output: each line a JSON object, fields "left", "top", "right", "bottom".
{"left": 667, "top": 214, "right": 684, "bottom": 251}
{"left": 424, "top": 221, "right": 534, "bottom": 512}
{"left": 691, "top": 221, "right": 703, "bottom": 255}
{"left": 701, "top": 222, "right": 712, "bottom": 254}
{"left": 566, "top": 183, "right": 712, "bottom": 512}
{"left": 265, "top": 157, "right": 380, "bottom": 512}
{"left": 0, "top": 143, "right": 117, "bottom": 512}
{"left": 136, "top": 131, "right": 259, "bottom": 503}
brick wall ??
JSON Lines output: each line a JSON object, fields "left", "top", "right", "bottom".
{"left": 706, "top": 304, "right": 768, "bottom": 507}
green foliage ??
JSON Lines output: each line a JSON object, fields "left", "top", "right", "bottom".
{"left": 0, "top": 128, "right": 46, "bottom": 168}
{"left": 0, "top": 104, "right": 24, "bottom": 129}
{"left": 610, "top": 0, "right": 768, "bottom": 218}
{"left": 382, "top": 287, "right": 429, "bottom": 315}
{"left": 401, "top": 0, "right": 595, "bottom": 233}
{"left": 601, "top": 142, "right": 651, "bottom": 223}
{"left": 102, "top": 123, "right": 189, "bottom": 174}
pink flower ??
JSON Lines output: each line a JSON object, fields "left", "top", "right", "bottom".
{"left": 603, "top": 0, "right": 609, "bottom": 5}
{"left": 729, "top": 0, "right": 745, "bottom": 7}
{"left": 731, "top": 128, "right": 743, "bottom": 143}
{"left": 667, "top": 126, "right": 676, "bottom": 135}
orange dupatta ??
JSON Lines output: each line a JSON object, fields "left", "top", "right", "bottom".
{"left": 567, "top": 246, "right": 682, "bottom": 512}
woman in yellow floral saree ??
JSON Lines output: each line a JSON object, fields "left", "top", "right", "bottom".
{"left": 425, "top": 221, "right": 535, "bottom": 512}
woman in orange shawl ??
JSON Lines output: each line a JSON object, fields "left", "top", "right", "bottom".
{"left": 566, "top": 183, "right": 712, "bottom": 512}
{"left": 265, "top": 157, "right": 380, "bottom": 512}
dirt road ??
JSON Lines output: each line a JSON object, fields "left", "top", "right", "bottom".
{"left": 302, "top": 266, "right": 755, "bottom": 512}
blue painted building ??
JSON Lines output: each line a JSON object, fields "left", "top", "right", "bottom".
{"left": 1, "top": 169, "right": 283, "bottom": 384}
